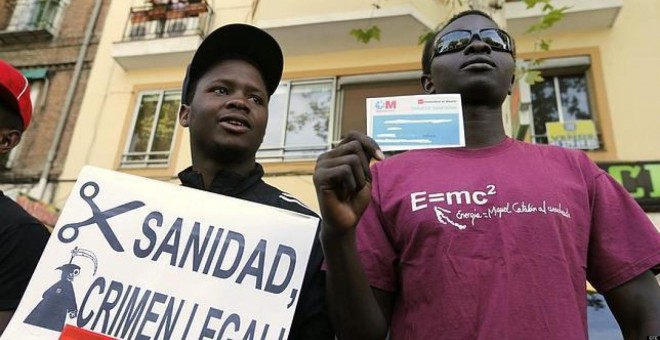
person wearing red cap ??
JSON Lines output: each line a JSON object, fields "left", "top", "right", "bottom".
{"left": 177, "top": 25, "right": 334, "bottom": 339}
{"left": 0, "top": 60, "right": 51, "bottom": 335}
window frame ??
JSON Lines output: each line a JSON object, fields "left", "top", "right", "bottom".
{"left": 258, "top": 71, "right": 422, "bottom": 164}
{"left": 7, "top": 0, "right": 68, "bottom": 32}
{"left": 119, "top": 88, "right": 181, "bottom": 169}
{"left": 517, "top": 47, "right": 617, "bottom": 161}
{"left": 258, "top": 63, "right": 422, "bottom": 174}
{"left": 527, "top": 58, "right": 597, "bottom": 147}
{"left": 257, "top": 77, "right": 337, "bottom": 163}
{"left": 334, "top": 71, "right": 422, "bottom": 145}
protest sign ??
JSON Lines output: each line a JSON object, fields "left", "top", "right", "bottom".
{"left": 367, "top": 94, "right": 464, "bottom": 152}
{"left": 2, "top": 166, "right": 319, "bottom": 340}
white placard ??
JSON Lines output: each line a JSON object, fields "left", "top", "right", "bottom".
{"left": 2, "top": 166, "right": 319, "bottom": 340}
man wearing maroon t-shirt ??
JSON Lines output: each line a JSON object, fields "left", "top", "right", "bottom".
{"left": 313, "top": 10, "right": 660, "bottom": 340}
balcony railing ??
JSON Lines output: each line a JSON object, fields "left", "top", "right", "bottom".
{"left": 0, "top": 0, "right": 67, "bottom": 44}
{"left": 121, "top": 1, "right": 212, "bottom": 41}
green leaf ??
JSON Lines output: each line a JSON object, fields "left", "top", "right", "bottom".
{"left": 524, "top": 70, "right": 544, "bottom": 85}
{"left": 350, "top": 25, "right": 381, "bottom": 44}
{"left": 418, "top": 30, "right": 435, "bottom": 45}
{"left": 350, "top": 28, "right": 369, "bottom": 44}
{"left": 539, "top": 39, "right": 551, "bottom": 51}
{"left": 525, "top": 23, "right": 541, "bottom": 34}
{"left": 541, "top": 8, "right": 567, "bottom": 27}
{"left": 524, "top": 0, "right": 549, "bottom": 9}
{"left": 525, "top": 4, "right": 569, "bottom": 35}
{"left": 369, "top": 25, "right": 381, "bottom": 41}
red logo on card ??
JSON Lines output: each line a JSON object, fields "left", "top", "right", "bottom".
{"left": 375, "top": 100, "right": 398, "bottom": 111}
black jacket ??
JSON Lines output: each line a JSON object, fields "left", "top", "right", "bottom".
{"left": 178, "top": 164, "right": 334, "bottom": 340}
{"left": 0, "top": 192, "right": 50, "bottom": 311}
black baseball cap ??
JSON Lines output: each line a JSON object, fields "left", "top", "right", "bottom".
{"left": 181, "top": 23, "right": 284, "bottom": 104}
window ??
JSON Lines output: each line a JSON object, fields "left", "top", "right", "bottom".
{"left": 337, "top": 72, "right": 421, "bottom": 141}
{"left": 121, "top": 89, "right": 180, "bottom": 168}
{"left": 6, "top": 0, "right": 67, "bottom": 32}
{"left": 257, "top": 72, "right": 423, "bottom": 162}
{"left": 258, "top": 79, "right": 335, "bottom": 161}
{"left": 526, "top": 56, "right": 601, "bottom": 150}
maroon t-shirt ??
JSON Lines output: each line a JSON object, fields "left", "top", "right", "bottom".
{"left": 356, "top": 138, "right": 660, "bottom": 339}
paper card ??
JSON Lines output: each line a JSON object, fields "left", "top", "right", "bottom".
{"left": 2, "top": 166, "right": 319, "bottom": 340}
{"left": 367, "top": 94, "right": 464, "bottom": 151}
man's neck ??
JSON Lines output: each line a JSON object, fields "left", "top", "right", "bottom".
{"left": 462, "top": 104, "right": 507, "bottom": 148}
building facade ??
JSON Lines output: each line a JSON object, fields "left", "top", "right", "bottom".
{"left": 49, "top": 0, "right": 658, "bottom": 336}
{"left": 55, "top": 0, "right": 658, "bottom": 226}
{"left": 0, "top": 0, "right": 111, "bottom": 226}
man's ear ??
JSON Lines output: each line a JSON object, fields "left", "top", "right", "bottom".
{"left": 0, "top": 129, "right": 21, "bottom": 154}
{"left": 179, "top": 104, "right": 191, "bottom": 127}
{"left": 421, "top": 74, "right": 435, "bottom": 94}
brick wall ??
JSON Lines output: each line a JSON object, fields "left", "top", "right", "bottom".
{"left": 0, "top": 0, "right": 111, "bottom": 184}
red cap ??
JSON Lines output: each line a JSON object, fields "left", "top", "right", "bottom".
{"left": 0, "top": 60, "right": 32, "bottom": 129}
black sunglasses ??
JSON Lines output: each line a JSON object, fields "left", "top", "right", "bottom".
{"left": 432, "top": 28, "right": 514, "bottom": 57}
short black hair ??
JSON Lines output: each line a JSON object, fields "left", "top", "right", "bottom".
{"left": 0, "top": 99, "right": 24, "bottom": 132}
{"left": 421, "top": 9, "right": 515, "bottom": 74}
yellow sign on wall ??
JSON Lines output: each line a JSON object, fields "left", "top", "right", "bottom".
{"left": 546, "top": 120, "right": 599, "bottom": 150}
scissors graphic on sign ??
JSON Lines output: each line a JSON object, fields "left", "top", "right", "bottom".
{"left": 58, "top": 181, "right": 145, "bottom": 252}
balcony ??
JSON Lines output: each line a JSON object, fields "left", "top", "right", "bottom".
{"left": 254, "top": 2, "right": 437, "bottom": 56}
{"left": 111, "top": 1, "right": 213, "bottom": 70}
{"left": 0, "top": 0, "right": 67, "bottom": 44}
{"left": 504, "top": 0, "right": 622, "bottom": 36}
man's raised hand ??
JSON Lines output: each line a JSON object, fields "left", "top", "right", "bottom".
{"left": 313, "top": 131, "right": 384, "bottom": 236}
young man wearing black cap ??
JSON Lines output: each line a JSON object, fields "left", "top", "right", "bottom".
{"left": 314, "top": 10, "right": 660, "bottom": 340}
{"left": 0, "top": 60, "right": 51, "bottom": 335}
{"left": 177, "top": 24, "right": 334, "bottom": 339}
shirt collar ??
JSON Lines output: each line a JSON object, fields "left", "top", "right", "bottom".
{"left": 177, "top": 163, "right": 264, "bottom": 196}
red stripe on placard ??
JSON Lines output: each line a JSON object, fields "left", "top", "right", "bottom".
{"left": 59, "top": 325, "right": 115, "bottom": 340}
